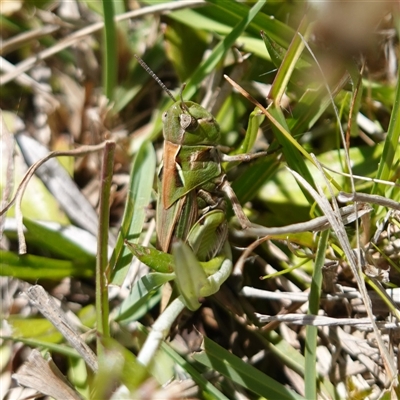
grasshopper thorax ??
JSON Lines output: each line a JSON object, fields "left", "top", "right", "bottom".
{"left": 162, "top": 101, "right": 221, "bottom": 146}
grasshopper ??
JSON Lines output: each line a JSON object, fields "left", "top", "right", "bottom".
{"left": 133, "top": 56, "right": 264, "bottom": 307}
{"left": 157, "top": 97, "right": 256, "bottom": 262}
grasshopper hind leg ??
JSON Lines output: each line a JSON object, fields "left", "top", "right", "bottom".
{"left": 187, "top": 209, "right": 228, "bottom": 262}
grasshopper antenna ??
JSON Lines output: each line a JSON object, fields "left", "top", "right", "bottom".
{"left": 134, "top": 54, "right": 176, "bottom": 103}
{"left": 179, "top": 83, "right": 190, "bottom": 113}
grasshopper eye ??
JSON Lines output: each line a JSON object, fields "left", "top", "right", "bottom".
{"left": 179, "top": 114, "right": 198, "bottom": 131}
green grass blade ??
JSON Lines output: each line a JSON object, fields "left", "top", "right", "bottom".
{"left": 268, "top": 16, "right": 310, "bottom": 104}
{"left": 0, "top": 335, "right": 80, "bottom": 359}
{"left": 205, "top": 0, "right": 295, "bottom": 46}
{"left": 141, "top": 325, "right": 230, "bottom": 400}
{"left": 102, "top": 0, "right": 117, "bottom": 100}
{"left": 194, "top": 336, "right": 305, "bottom": 400}
{"left": 372, "top": 65, "right": 400, "bottom": 196}
{"left": 267, "top": 104, "right": 316, "bottom": 202}
{"left": 183, "top": 0, "right": 266, "bottom": 100}
{"left": 304, "top": 229, "right": 329, "bottom": 399}
{"left": 232, "top": 154, "right": 280, "bottom": 206}
{"left": 114, "top": 273, "right": 174, "bottom": 324}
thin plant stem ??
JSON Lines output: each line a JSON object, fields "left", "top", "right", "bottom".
{"left": 102, "top": 0, "right": 117, "bottom": 100}
{"left": 96, "top": 141, "right": 115, "bottom": 356}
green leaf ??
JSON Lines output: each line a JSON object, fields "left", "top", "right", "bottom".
{"left": 268, "top": 16, "right": 310, "bottom": 103}
{"left": 8, "top": 317, "right": 63, "bottom": 343}
{"left": 164, "top": 19, "right": 208, "bottom": 82}
{"left": 23, "top": 218, "right": 96, "bottom": 260}
{"left": 113, "top": 42, "right": 165, "bottom": 113}
{"left": 232, "top": 153, "right": 280, "bottom": 207}
{"left": 125, "top": 242, "right": 174, "bottom": 274}
{"left": 110, "top": 141, "right": 156, "bottom": 285}
{"left": 0, "top": 251, "right": 93, "bottom": 279}
{"left": 261, "top": 30, "right": 286, "bottom": 68}
{"left": 182, "top": 0, "right": 267, "bottom": 100}
{"left": 173, "top": 241, "right": 207, "bottom": 311}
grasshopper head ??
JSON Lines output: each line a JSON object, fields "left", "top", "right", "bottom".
{"left": 163, "top": 101, "right": 221, "bottom": 145}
